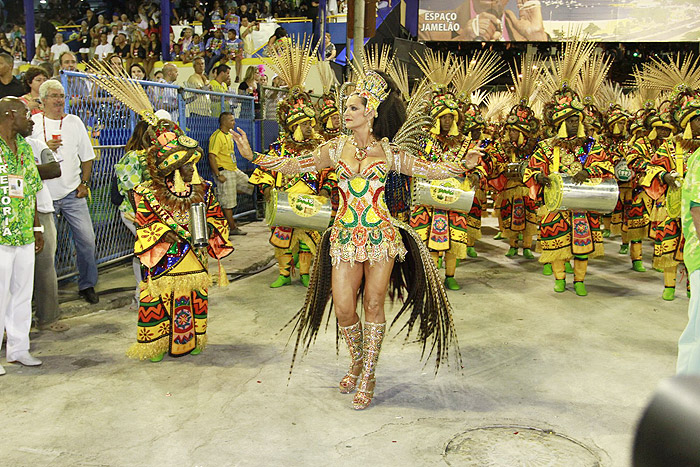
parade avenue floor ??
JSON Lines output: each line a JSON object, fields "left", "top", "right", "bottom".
{"left": 0, "top": 218, "right": 687, "bottom": 466}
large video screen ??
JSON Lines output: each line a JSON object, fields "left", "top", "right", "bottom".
{"left": 418, "top": 0, "right": 700, "bottom": 42}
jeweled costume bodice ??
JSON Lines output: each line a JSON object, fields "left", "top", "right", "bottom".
{"left": 328, "top": 140, "right": 406, "bottom": 265}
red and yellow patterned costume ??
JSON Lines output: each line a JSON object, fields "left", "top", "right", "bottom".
{"left": 128, "top": 129, "right": 233, "bottom": 360}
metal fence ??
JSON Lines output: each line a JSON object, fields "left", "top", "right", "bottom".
{"left": 56, "top": 71, "right": 258, "bottom": 279}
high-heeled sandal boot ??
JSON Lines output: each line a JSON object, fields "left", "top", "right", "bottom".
{"left": 353, "top": 322, "right": 386, "bottom": 410}
{"left": 338, "top": 321, "right": 363, "bottom": 394}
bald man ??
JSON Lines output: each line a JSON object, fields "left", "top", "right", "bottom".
{"left": 0, "top": 97, "right": 45, "bottom": 374}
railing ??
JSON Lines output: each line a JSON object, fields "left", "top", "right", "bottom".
{"left": 56, "top": 71, "right": 258, "bottom": 280}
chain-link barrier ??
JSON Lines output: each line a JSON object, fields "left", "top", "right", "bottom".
{"left": 56, "top": 71, "right": 257, "bottom": 279}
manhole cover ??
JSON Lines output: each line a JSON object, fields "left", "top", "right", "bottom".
{"left": 444, "top": 425, "right": 601, "bottom": 466}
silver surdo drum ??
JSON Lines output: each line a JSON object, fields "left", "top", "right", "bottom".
{"left": 544, "top": 173, "right": 619, "bottom": 214}
{"left": 411, "top": 176, "right": 475, "bottom": 214}
{"left": 265, "top": 188, "right": 332, "bottom": 231}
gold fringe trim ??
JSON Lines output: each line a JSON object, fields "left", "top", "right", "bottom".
{"left": 144, "top": 272, "right": 211, "bottom": 298}
{"left": 653, "top": 255, "right": 681, "bottom": 270}
{"left": 538, "top": 243, "right": 604, "bottom": 264}
{"left": 126, "top": 338, "right": 169, "bottom": 361}
{"left": 626, "top": 226, "right": 649, "bottom": 240}
{"left": 196, "top": 334, "right": 208, "bottom": 353}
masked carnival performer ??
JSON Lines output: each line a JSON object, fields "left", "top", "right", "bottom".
{"left": 597, "top": 82, "right": 632, "bottom": 248}
{"left": 637, "top": 55, "right": 700, "bottom": 301}
{"left": 316, "top": 64, "right": 341, "bottom": 217}
{"left": 623, "top": 79, "right": 669, "bottom": 273}
{"left": 408, "top": 51, "right": 473, "bottom": 290}
{"left": 524, "top": 38, "right": 613, "bottom": 296}
{"left": 248, "top": 53, "right": 326, "bottom": 288}
{"left": 491, "top": 52, "right": 543, "bottom": 259}
{"left": 451, "top": 51, "right": 505, "bottom": 258}
{"left": 232, "top": 42, "right": 480, "bottom": 409}
{"left": 85, "top": 61, "right": 233, "bottom": 360}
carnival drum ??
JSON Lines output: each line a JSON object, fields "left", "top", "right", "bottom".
{"left": 505, "top": 161, "right": 527, "bottom": 180}
{"left": 544, "top": 173, "right": 619, "bottom": 214}
{"left": 265, "top": 188, "right": 332, "bottom": 231}
{"left": 411, "top": 176, "right": 474, "bottom": 214}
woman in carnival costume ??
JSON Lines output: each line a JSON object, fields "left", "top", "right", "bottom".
{"left": 233, "top": 42, "right": 480, "bottom": 409}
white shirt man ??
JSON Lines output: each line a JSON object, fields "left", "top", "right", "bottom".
{"left": 49, "top": 36, "right": 69, "bottom": 64}
{"left": 94, "top": 34, "right": 114, "bottom": 61}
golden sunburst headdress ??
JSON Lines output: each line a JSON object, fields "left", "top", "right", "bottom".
{"left": 484, "top": 91, "right": 513, "bottom": 123}
{"left": 541, "top": 31, "right": 595, "bottom": 137}
{"left": 264, "top": 35, "right": 319, "bottom": 141}
{"left": 85, "top": 60, "right": 203, "bottom": 190}
{"left": 636, "top": 54, "right": 700, "bottom": 139}
{"left": 597, "top": 81, "right": 630, "bottom": 136}
{"left": 316, "top": 60, "right": 340, "bottom": 131}
{"left": 414, "top": 50, "right": 460, "bottom": 136}
{"left": 505, "top": 51, "right": 543, "bottom": 142}
{"left": 452, "top": 51, "right": 505, "bottom": 134}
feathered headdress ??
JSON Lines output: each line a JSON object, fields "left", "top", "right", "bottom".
{"left": 541, "top": 31, "right": 594, "bottom": 137}
{"left": 484, "top": 91, "right": 513, "bottom": 123}
{"left": 452, "top": 50, "right": 505, "bottom": 105}
{"left": 316, "top": 60, "right": 340, "bottom": 131}
{"left": 452, "top": 51, "right": 505, "bottom": 133}
{"left": 264, "top": 35, "right": 318, "bottom": 141}
{"left": 85, "top": 60, "right": 203, "bottom": 190}
{"left": 597, "top": 81, "right": 631, "bottom": 136}
{"left": 505, "top": 51, "right": 543, "bottom": 142}
{"left": 636, "top": 54, "right": 700, "bottom": 139}
{"left": 413, "top": 50, "right": 460, "bottom": 136}
{"left": 348, "top": 44, "right": 394, "bottom": 115}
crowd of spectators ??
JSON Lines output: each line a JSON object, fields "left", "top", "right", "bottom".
{"left": 0, "top": 0, "right": 342, "bottom": 81}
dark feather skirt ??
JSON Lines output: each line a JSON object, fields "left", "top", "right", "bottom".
{"left": 285, "top": 217, "right": 463, "bottom": 380}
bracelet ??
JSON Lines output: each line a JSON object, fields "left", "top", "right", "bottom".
{"left": 80, "top": 180, "right": 90, "bottom": 186}
{"left": 33, "top": 225, "right": 44, "bottom": 233}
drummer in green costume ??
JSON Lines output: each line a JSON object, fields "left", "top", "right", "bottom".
{"left": 524, "top": 87, "right": 613, "bottom": 296}
{"left": 248, "top": 87, "right": 328, "bottom": 288}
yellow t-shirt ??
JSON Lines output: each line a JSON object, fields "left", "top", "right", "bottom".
{"left": 209, "top": 129, "right": 236, "bottom": 171}
{"left": 210, "top": 80, "right": 228, "bottom": 115}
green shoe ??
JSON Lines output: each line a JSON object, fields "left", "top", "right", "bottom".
{"left": 293, "top": 252, "right": 300, "bottom": 269}
{"left": 191, "top": 348, "right": 201, "bottom": 355}
{"left": 574, "top": 282, "right": 588, "bottom": 296}
{"left": 522, "top": 249, "right": 535, "bottom": 260}
{"left": 632, "top": 260, "right": 647, "bottom": 272}
{"left": 455, "top": 259, "right": 460, "bottom": 267}
{"left": 602, "top": 229, "right": 611, "bottom": 238}
{"left": 565, "top": 262, "right": 574, "bottom": 274}
{"left": 444, "top": 276, "right": 461, "bottom": 290}
{"left": 494, "top": 232, "right": 503, "bottom": 240}
{"left": 467, "top": 247, "right": 478, "bottom": 258}
{"left": 505, "top": 247, "right": 517, "bottom": 258}
{"left": 150, "top": 352, "right": 165, "bottom": 363}
{"left": 437, "top": 257, "right": 443, "bottom": 269}
{"left": 554, "top": 279, "right": 566, "bottom": 293}
{"left": 270, "top": 275, "right": 292, "bottom": 288}
{"left": 543, "top": 264, "right": 553, "bottom": 276}
{"left": 619, "top": 243, "right": 629, "bottom": 255}
{"left": 662, "top": 287, "right": 676, "bottom": 301}
{"left": 688, "top": 290, "right": 692, "bottom": 299}
{"left": 653, "top": 268, "right": 663, "bottom": 273}
{"left": 300, "top": 274, "right": 310, "bottom": 287}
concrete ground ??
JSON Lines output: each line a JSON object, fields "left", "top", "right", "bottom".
{"left": 0, "top": 218, "right": 688, "bottom": 467}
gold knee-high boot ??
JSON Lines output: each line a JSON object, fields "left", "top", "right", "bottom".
{"left": 298, "top": 251, "right": 312, "bottom": 275}
{"left": 353, "top": 322, "right": 386, "bottom": 410}
{"left": 430, "top": 251, "right": 440, "bottom": 268}
{"left": 630, "top": 241, "right": 643, "bottom": 261}
{"left": 552, "top": 260, "right": 566, "bottom": 280}
{"left": 573, "top": 258, "right": 587, "bottom": 282}
{"left": 445, "top": 253, "right": 457, "bottom": 277}
{"left": 338, "top": 321, "right": 363, "bottom": 394}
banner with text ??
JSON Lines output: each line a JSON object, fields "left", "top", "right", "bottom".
{"left": 418, "top": 0, "right": 700, "bottom": 42}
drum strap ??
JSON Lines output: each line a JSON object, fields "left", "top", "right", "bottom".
{"left": 675, "top": 141, "right": 684, "bottom": 178}
{"left": 553, "top": 147, "right": 560, "bottom": 174}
